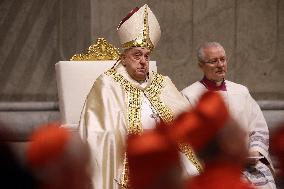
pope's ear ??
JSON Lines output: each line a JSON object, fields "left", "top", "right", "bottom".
{"left": 122, "top": 52, "right": 128, "bottom": 59}
{"left": 120, "top": 54, "right": 126, "bottom": 65}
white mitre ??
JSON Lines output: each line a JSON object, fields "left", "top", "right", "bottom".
{"left": 117, "top": 4, "right": 161, "bottom": 51}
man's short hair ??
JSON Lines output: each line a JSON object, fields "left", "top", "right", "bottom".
{"left": 197, "top": 42, "right": 224, "bottom": 63}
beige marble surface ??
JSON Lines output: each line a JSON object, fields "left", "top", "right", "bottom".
{"left": 0, "top": 0, "right": 283, "bottom": 101}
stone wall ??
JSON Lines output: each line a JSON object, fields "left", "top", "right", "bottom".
{"left": 0, "top": 0, "right": 283, "bottom": 102}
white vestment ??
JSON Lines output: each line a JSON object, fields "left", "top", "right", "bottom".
{"left": 181, "top": 80, "right": 276, "bottom": 189}
{"left": 79, "top": 64, "right": 201, "bottom": 189}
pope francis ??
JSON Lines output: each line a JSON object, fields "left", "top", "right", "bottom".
{"left": 79, "top": 4, "right": 201, "bottom": 189}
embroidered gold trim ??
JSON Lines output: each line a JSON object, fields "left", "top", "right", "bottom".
{"left": 105, "top": 69, "right": 167, "bottom": 188}
{"left": 178, "top": 143, "right": 203, "bottom": 172}
{"left": 105, "top": 69, "right": 171, "bottom": 133}
{"left": 105, "top": 68, "right": 202, "bottom": 188}
{"left": 119, "top": 153, "right": 129, "bottom": 189}
{"left": 144, "top": 74, "right": 174, "bottom": 123}
{"left": 105, "top": 69, "right": 142, "bottom": 135}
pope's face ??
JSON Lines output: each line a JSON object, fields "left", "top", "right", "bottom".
{"left": 199, "top": 46, "right": 227, "bottom": 82}
{"left": 122, "top": 47, "right": 150, "bottom": 81}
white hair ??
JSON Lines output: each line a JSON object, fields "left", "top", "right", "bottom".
{"left": 197, "top": 42, "right": 225, "bottom": 63}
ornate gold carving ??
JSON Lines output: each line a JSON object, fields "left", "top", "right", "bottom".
{"left": 70, "top": 38, "right": 120, "bottom": 61}
{"left": 122, "top": 5, "right": 154, "bottom": 51}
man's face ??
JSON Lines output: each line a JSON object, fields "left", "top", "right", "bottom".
{"left": 199, "top": 46, "right": 227, "bottom": 82}
{"left": 122, "top": 47, "right": 150, "bottom": 81}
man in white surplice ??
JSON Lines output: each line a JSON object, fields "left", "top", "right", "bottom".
{"left": 79, "top": 4, "right": 201, "bottom": 189}
{"left": 181, "top": 42, "right": 276, "bottom": 189}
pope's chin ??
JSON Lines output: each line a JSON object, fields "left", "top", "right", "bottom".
{"left": 136, "top": 70, "right": 147, "bottom": 76}
{"left": 134, "top": 73, "right": 147, "bottom": 81}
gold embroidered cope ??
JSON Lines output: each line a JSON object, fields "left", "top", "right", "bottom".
{"left": 105, "top": 68, "right": 202, "bottom": 188}
{"left": 105, "top": 68, "right": 174, "bottom": 188}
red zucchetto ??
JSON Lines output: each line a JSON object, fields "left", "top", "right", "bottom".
{"left": 168, "top": 91, "right": 229, "bottom": 151}
{"left": 127, "top": 128, "right": 183, "bottom": 189}
{"left": 27, "top": 123, "right": 70, "bottom": 168}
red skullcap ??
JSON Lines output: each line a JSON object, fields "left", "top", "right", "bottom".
{"left": 169, "top": 91, "right": 229, "bottom": 151}
{"left": 195, "top": 91, "right": 229, "bottom": 127}
{"left": 27, "top": 123, "right": 70, "bottom": 168}
{"left": 270, "top": 124, "right": 284, "bottom": 175}
{"left": 127, "top": 129, "right": 181, "bottom": 189}
{"left": 186, "top": 161, "right": 254, "bottom": 189}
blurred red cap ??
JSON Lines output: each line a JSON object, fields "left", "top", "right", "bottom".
{"left": 169, "top": 91, "right": 229, "bottom": 151}
{"left": 27, "top": 123, "right": 70, "bottom": 168}
{"left": 270, "top": 124, "right": 284, "bottom": 175}
{"left": 127, "top": 129, "right": 181, "bottom": 189}
{"left": 186, "top": 162, "right": 254, "bottom": 189}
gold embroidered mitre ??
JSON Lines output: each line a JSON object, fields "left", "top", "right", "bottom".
{"left": 117, "top": 4, "right": 161, "bottom": 51}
